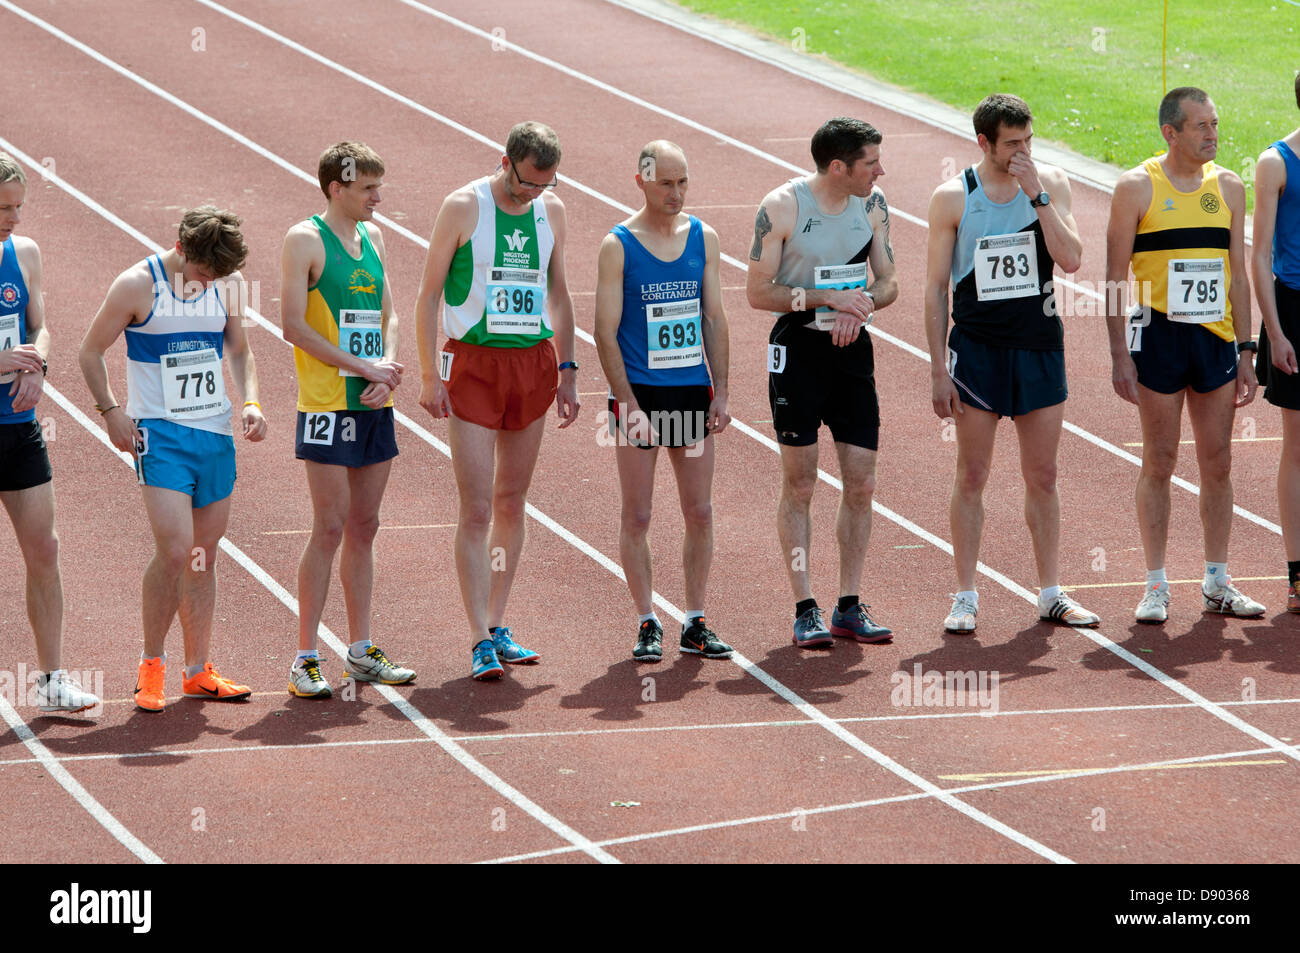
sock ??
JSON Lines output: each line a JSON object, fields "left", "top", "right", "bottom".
{"left": 795, "top": 598, "right": 818, "bottom": 619}
{"left": 1287, "top": 561, "right": 1300, "bottom": 586}
{"left": 1145, "top": 568, "right": 1167, "bottom": 588}
{"left": 682, "top": 611, "right": 704, "bottom": 634}
{"left": 141, "top": 652, "right": 166, "bottom": 665}
{"left": 184, "top": 663, "right": 205, "bottom": 680}
{"left": 837, "top": 594, "right": 859, "bottom": 613}
{"left": 294, "top": 650, "right": 318, "bottom": 666}
{"left": 638, "top": 612, "right": 660, "bottom": 627}
{"left": 1039, "top": 585, "right": 1062, "bottom": 605}
{"left": 956, "top": 589, "right": 979, "bottom": 608}
{"left": 1204, "top": 562, "right": 1228, "bottom": 591}
{"left": 348, "top": 639, "right": 373, "bottom": 658}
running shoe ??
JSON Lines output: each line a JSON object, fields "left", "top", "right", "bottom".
{"left": 471, "top": 639, "right": 503, "bottom": 681}
{"left": 1288, "top": 580, "right": 1300, "bottom": 614}
{"left": 792, "top": 606, "right": 833, "bottom": 648}
{"left": 680, "top": 617, "right": 733, "bottom": 659}
{"left": 288, "top": 656, "right": 332, "bottom": 699}
{"left": 491, "top": 627, "right": 539, "bottom": 664}
{"left": 944, "top": 594, "right": 978, "bottom": 634}
{"left": 342, "top": 644, "right": 416, "bottom": 684}
{"left": 36, "top": 671, "right": 100, "bottom": 714}
{"left": 182, "top": 662, "right": 252, "bottom": 701}
{"left": 830, "top": 603, "right": 892, "bottom": 643}
{"left": 1038, "top": 593, "right": 1100, "bottom": 627}
{"left": 134, "top": 657, "right": 166, "bottom": 713}
{"left": 632, "top": 619, "right": 663, "bottom": 662}
{"left": 1135, "top": 583, "right": 1170, "bottom": 623}
{"left": 1202, "top": 578, "right": 1266, "bottom": 618}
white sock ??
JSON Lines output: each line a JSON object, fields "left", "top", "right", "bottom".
{"left": 956, "top": 589, "right": 978, "bottom": 607}
{"left": 1039, "top": 585, "right": 1062, "bottom": 604}
{"left": 141, "top": 652, "right": 166, "bottom": 664}
{"left": 683, "top": 611, "right": 704, "bottom": 634}
{"left": 184, "top": 663, "right": 205, "bottom": 680}
{"left": 349, "top": 639, "right": 373, "bottom": 658}
{"left": 1145, "top": 568, "right": 1167, "bottom": 588}
{"left": 1204, "top": 562, "right": 1228, "bottom": 590}
{"left": 294, "top": 650, "right": 318, "bottom": 666}
{"left": 638, "top": 612, "right": 660, "bottom": 626}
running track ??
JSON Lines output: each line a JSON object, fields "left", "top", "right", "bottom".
{"left": 1, "top": 0, "right": 1297, "bottom": 867}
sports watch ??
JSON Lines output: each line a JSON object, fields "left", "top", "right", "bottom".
{"left": 1029, "top": 191, "right": 1050, "bottom": 208}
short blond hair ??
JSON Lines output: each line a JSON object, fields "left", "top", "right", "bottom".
{"left": 318, "top": 141, "right": 385, "bottom": 199}
{"left": 0, "top": 153, "right": 27, "bottom": 187}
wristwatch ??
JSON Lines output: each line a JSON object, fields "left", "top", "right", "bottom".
{"left": 1029, "top": 191, "right": 1050, "bottom": 208}
{"left": 1237, "top": 340, "right": 1258, "bottom": 354}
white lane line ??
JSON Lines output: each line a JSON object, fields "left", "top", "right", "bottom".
{"left": 0, "top": 135, "right": 619, "bottom": 867}
{"left": 0, "top": 695, "right": 163, "bottom": 864}
{"left": 481, "top": 741, "right": 1300, "bottom": 863}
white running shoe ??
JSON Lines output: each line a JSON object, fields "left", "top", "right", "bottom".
{"left": 1135, "top": 583, "right": 1170, "bottom": 623}
{"left": 944, "top": 594, "right": 978, "bottom": 634}
{"left": 35, "top": 671, "right": 100, "bottom": 714}
{"left": 342, "top": 644, "right": 416, "bottom": 685}
{"left": 288, "top": 656, "right": 332, "bottom": 698}
{"left": 1039, "top": 593, "right": 1100, "bottom": 627}
{"left": 1202, "top": 578, "right": 1266, "bottom": 618}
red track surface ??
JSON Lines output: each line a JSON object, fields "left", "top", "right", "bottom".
{"left": 1, "top": 0, "right": 1297, "bottom": 866}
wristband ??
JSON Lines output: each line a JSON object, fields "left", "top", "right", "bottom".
{"left": 558, "top": 361, "right": 579, "bottom": 372}
{"left": 95, "top": 403, "right": 119, "bottom": 415}
{"left": 1237, "top": 341, "right": 1258, "bottom": 354}
{"left": 244, "top": 400, "right": 261, "bottom": 409}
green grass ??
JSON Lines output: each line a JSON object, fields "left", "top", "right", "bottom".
{"left": 675, "top": 0, "right": 1299, "bottom": 202}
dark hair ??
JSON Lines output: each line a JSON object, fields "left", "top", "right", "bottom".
{"left": 178, "top": 206, "right": 247, "bottom": 277}
{"left": 973, "top": 94, "right": 1033, "bottom": 144}
{"left": 506, "top": 121, "right": 562, "bottom": 170}
{"left": 810, "top": 117, "right": 881, "bottom": 173}
{"left": 1294, "top": 71, "right": 1299, "bottom": 111}
{"left": 1159, "top": 87, "right": 1210, "bottom": 131}
{"left": 317, "top": 141, "right": 385, "bottom": 199}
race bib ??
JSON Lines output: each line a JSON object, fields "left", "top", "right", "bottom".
{"left": 974, "top": 232, "right": 1038, "bottom": 302}
{"left": 302, "top": 411, "right": 336, "bottom": 446}
{"left": 338, "top": 309, "right": 383, "bottom": 377}
{"left": 1166, "top": 259, "right": 1225, "bottom": 324}
{"left": 486, "top": 267, "right": 545, "bottom": 334}
{"left": 0, "top": 313, "right": 19, "bottom": 385}
{"left": 438, "top": 350, "right": 453, "bottom": 382}
{"left": 160, "top": 348, "right": 225, "bottom": 420}
{"left": 813, "top": 263, "right": 868, "bottom": 330}
{"left": 768, "top": 344, "right": 787, "bottom": 374}
{"left": 646, "top": 299, "right": 702, "bottom": 369}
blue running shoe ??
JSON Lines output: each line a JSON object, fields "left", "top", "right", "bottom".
{"left": 491, "top": 626, "right": 539, "bottom": 664}
{"left": 471, "top": 639, "right": 504, "bottom": 680}
{"left": 830, "top": 603, "right": 892, "bottom": 643}
{"left": 792, "top": 606, "right": 833, "bottom": 648}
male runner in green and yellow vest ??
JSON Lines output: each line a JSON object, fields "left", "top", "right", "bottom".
{"left": 415, "top": 121, "right": 581, "bottom": 681}
{"left": 281, "top": 141, "right": 416, "bottom": 697}
{"left": 1106, "top": 88, "right": 1264, "bottom": 623}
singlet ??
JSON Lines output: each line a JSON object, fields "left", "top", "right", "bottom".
{"left": 294, "top": 216, "right": 389, "bottom": 413}
{"left": 124, "top": 254, "right": 231, "bottom": 435}
{"left": 612, "top": 216, "right": 711, "bottom": 387}
{"left": 1131, "top": 157, "right": 1234, "bottom": 342}
{"left": 1269, "top": 140, "right": 1300, "bottom": 290}
{"left": 950, "top": 167, "right": 1061, "bottom": 351}
{"left": 771, "top": 178, "right": 874, "bottom": 330}
{"left": 0, "top": 237, "right": 33, "bottom": 424}
{"left": 442, "top": 177, "right": 555, "bottom": 348}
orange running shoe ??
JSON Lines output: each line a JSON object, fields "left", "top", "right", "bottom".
{"left": 182, "top": 662, "right": 252, "bottom": 701}
{"left": 135, "top": 657, "right": 166, "bottom": 713}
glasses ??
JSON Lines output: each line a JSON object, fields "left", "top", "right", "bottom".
{"left": 509, "top": 159, "right": 558, "bottom": 191}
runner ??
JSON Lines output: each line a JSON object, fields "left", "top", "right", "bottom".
{"left": 79, "top": 206, "right": 265, "bottom": 711}
{"left": 594, "top": 140, "right": 732, "bottom": 662}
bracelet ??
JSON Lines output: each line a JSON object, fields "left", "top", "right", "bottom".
{"left": 243, "top": 400, "right": 261, "bottom": 409}
{"left": 95, "top": 403, "right": 118, "bottom": 415}
{"left": 558, "top": 361, "right": 579, "bottom": 372}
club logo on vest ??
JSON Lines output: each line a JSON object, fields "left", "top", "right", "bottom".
{"left": 348, "top": 268, "right": 377, "bottom": 295}
{"left": 801, "top": 218, "right": 820, "bottom": 233}
{"left": 1200, "top": 192, "right": 1220, "bottom": 214}
{"left": 503, "top": 228, "right": 531, "bottom": 252}
{"left": 1162, "top": 198, "right": 1176, "bottom": 212}
{"left": 0, "top": 282, "right": 18, "bottom": 306}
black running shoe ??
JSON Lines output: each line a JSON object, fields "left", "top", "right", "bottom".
{"left": 633, "top": 620, "right": 663, "bottom": 662}
{"left": 680, "top": 617, "right": 733, "bottom": 659}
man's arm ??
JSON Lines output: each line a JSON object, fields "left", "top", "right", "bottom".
{"left": 1104, "top": 170, "right": 1149, "bottom": 405}
{"left": 699, "top": 223, "right": 730, "bottom": 435}
{"left": 1221, "top": 170, "right": 1256, "bottom": 407}
{"left": 864, "top": 188, "right": 899, "bottom": 309}
{"left": 6, "top": 238, "right": 48, "bottom": 414}
{"left": 279, "top": 224, "right": 398, "bottom": 386}
{"left": 357, "top": 222, "right": 404, "bottom": 409}
{"left": 1012, "top": 162, "right": 1083, "bottom": 272}
{"left": 219, "top": 271, "right": 266, "bottom": 441}
{"left": 414, "top": 190, "right": 473, "bottom": 420}
{"left": 78, "top": 267, "right": 150, "bottom": 454}
{"left": 543, "top": 193, "right": 580, "bottom": 429}
{"left": 593, "top": 232, "right": 634, "bottom": 408}
{"left": 924, "top": 181, "right": 964, "bottom": 419}
{"left": 1251, "top": 148, "right": 1295, "bottom": 374}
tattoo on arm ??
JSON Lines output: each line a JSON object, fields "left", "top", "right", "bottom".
{"left": 869, "top": 192, "right": 893, "bottom": 262}
{"left": 750, "top": 205, "right": 772, "bottom": 261}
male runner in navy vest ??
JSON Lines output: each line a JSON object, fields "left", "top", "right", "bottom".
{"left": 747, "top": 118, "right": 898, "bottom": 648}
{"left": 0, "top": 153, "right": 99, "bottom": 714}
{"left": 415, "top": 122, "right": 581, "bottom": 680}
{"left": 1106, "top": 87, "right": 1262, "bottom": 623}
{"left": 595, "top": 141, "right": 732, "bottom": 662}
{"left": 1251, "top": 74, "right": 1300, "bottom": 610}
{"left": 926, "top": 94, "right": 1099, "bottom": 634}
{"left": 80, "top": 207, "right": 266, "bottom": 711}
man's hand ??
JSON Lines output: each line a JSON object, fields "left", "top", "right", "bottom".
{"left": 623, "top": 403, "right": 656, "bottom": 447}
{"left": 361, "top": 358, "right": 403, "bottom": 390}
{"left": 705, "top": 391, "right": 730, "bottom": 436}
{"left": 8, "top": 368, "right": 44, "bottom": 415}
{"left": 1271, "top": 335, "right": 1298, "bottom": 376}
{"left": 241, "top": 403, "right": 267, "bottom": 441}
{"left": 1008, "top": 151, "right": 1044, "bottom": 198}
{"left": 103, "top": 407, "right": 142, "bottom": 457}
{"left": 1111, "top": 351, "right": 1140, "bottom": 405}
{"left": 931, "top": 371, "right": 964, "bottom": 420}
{"left": 827, "top": 310, "right": 868, "bottom": 348}
{"left": 1236, "top": 357, "right": 1258, "bottom": 408}
{"left": 821, "top": 288, "right": 873, "bottom": 322}
{"left": 0, "top": 343, "right": 43, "bottom": 376}
{"left": 419, "top": 377, "right": 451, "bottom": 419}
{"left": 555, "top": 374, "right": 580, "bottom": 429}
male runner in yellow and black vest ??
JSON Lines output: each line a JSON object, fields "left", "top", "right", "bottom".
{"left": 281, "top": 141, "right": 416, "bottom": 698}
{"left": 1106, "top": 87, "right": 1264, "bottom": 624}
